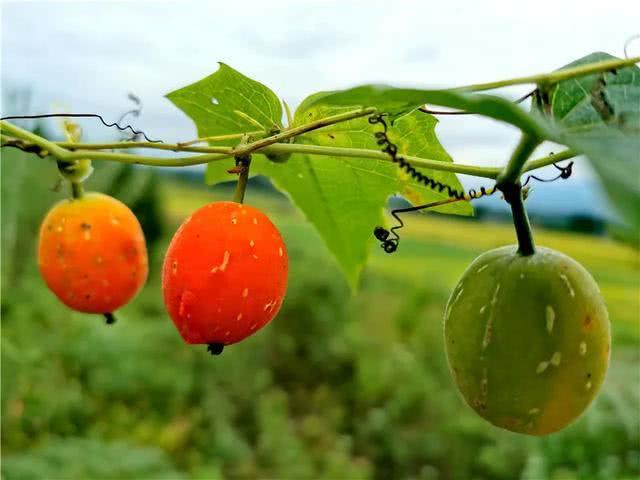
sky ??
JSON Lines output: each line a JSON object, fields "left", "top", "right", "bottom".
{"left": 2, "top": 0, "right": 639, "bottom": 197}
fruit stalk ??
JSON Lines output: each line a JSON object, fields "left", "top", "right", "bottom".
{"left": 233, "top": 155, "right": 251, "bottom": 204}
{"left": 502, "top": 182, "right": 535, "bottom": 256}
{"left": 71, "top": 181, "right": 84, "bottom": 199}
{"left": 497, "top": 133, "right": 540, "bottom": 256}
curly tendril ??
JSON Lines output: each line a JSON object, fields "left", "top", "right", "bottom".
{"left": 0, "top": 113, "right": 162, "bottom": 143}
{"left": 368, "top": 113, "right": 574, "bottom": 254}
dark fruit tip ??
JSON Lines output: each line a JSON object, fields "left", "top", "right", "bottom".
{"left": 207, "top": 343, "right": 224, "bottom": 355}
{"left": 104, "top": 312, "right": 116, "bottom": 325}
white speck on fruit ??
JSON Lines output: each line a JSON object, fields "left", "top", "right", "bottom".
{"left": 579, "top": 341, "right": 587, "bottom": 355}
{"left": 249, "top": 240, "right": 255, "bottom": 247}
{"left": 482, "top": 284, "right": 500, "bottom": 349}
{"left": 253, "top": 218, "right": 258, "bottom": 225}
{"left": 279, "top": 247, "right": 283, "bottom": 257}
{"left": 550, "top": 352, "right": 562, "bottom": 366}
{"left": 477, "top": 264, "right": 488, "bottom": 273}
{"left": 83, "top": 230, "right": 92, "bottom": 241}
{"left": 225, "top": 330, "right": 231, "bottom": 337}
{"left": 250, "top": 323, "right": 258, "bottom": 331}
{"left": 96, "top": 256, "right": 103, "bottom": 264}
{"left": 237, "top": 313, "right": 243, "bottom": 321}
{"left": 586, "top": 381, "right": 592, "bottom": 390}
{"left": 536, "top": 361, "right": 549, "bottom": 374}
{"left": 491, "top": 284, "right": 501, "bottom": 304}
{"left": 211, "top": 251, "right": 230, "bottom": 273}
{"left": 242, "top": 288, "right": 249, "bottom": 298}
{"left": 528, "top": 408, "right": 540, "bottom": 415}
{"left": 264, "top": 300, "right": 275, "bottom": 312}
{"left": 110, "top": 218, "right": 120, "bottom": 226}
{"left": 559, "top": 273, "right": 575, "bottom": 298}
{"left": 546, "top": 306, "right": 555, "bottom": 334}
{"left": 231, "top": 217, "right": 238, "bottom": 225}
{"left": 252, "top": 254, "right": 259, "bottom": 260}
{"left": 56, "top": 226, "right": 63, "bottom": 233}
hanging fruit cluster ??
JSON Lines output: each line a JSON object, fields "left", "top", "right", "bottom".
{"left": 37, "top": 123, "right": 289, "bottom": 349}
{"left": 31, "top": 110, "right": 611, "bottom": 438}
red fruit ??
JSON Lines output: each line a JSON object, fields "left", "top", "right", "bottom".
{"left": 162, "top": 201, "right": 288, "bottom": 351}
{"left": 38, "top": 193, "right": 148, "bottom": 314}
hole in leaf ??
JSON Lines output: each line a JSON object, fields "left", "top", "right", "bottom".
{"left": 211, "top": 97, "right": 219, "bottom": 105}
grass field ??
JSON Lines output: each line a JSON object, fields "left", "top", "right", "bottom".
{"left": 2, "top": 168, "right": 638, "bottom": 480}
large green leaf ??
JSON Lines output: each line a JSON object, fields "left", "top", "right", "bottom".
{"left": 166, "top": 62, "right": 283, "bottom": 144}
{"left": 206, "top": 98, "right": 472, "bottom": 288}
{"left": 306, "top": 86, "right": 551, "bottom": 138}
{"left": 542, "top": 53, "right": 640, "bottom": 239}
{"left": 549, "top": 52, "right": 640, "bottom": 130}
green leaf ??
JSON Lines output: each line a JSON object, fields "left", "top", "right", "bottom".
{"left": 166, "top": 63, "right": 282, "bottom": 144}
{"left": 206, "top": 97, "right": 471, "bottom": 288}
{"left": 549, "top": 52, "right": 640, "bottom": 129}
{"left": 306, "top": 86, "right": 551, "bottom": 138}
{"left": 544, "top": 52, "right": 640, "bottom": 240}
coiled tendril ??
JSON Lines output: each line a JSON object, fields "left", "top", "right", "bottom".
{"left": 1, "top": 113, "right": 162, "bottom": 143}
{"left": 368, "top": 113, "right": 573, "bottom": 253}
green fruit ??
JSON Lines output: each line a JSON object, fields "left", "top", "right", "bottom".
{"left": 444, "top": 245, "right": 610, "bottom": 435}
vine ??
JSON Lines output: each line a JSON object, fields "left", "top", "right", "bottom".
{"left": 1, "top": 52, "right": 638, "bottom": 278}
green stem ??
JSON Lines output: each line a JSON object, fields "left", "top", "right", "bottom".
{"left": 49, "top": 138, "right": 577, "bottom": 175}
{"left": 497, "top": 134, "right": 541, "bottom": 256}
{"left": 521, "top": 149, "right": 576, "bottom": 173}
{"left": 230, "top": 107, "right": 377, "bottom": 157}
{"left": 503, "top": 183, "right": 536, "bottom": 256}
{"left": 283, "top": 100, "right": 294, "bottom": 127}
{"left": 178, "top": 130, "right": 265, "bottom": 147}
{"left": 497, "top": 134, "right": 541, "bottom": 185}
{"left": 71, "top": 181, "right": 84, "bottom": 199}
{"left": 233, "top": 158, "right": 251, "bottom": 203}
{"left": 55, "top": 139, "right": 229, "bottom": 154}
{"left": 456, "top": 56, "right": 640, "bottom": 92}
{"left": 0, "top": 120, "right": 69, "bottom": 159}
{"left": 2, "top": 130, "right": 577, "bottom": 180}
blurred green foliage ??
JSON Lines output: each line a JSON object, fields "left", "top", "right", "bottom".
{"left": 1, "top": 151, "right": 639, "bottom": 479}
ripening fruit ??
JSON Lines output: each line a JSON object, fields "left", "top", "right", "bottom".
{"left": 38, "top": 193, "right": 148, "bottom": 314}
{"left": 162, "top": 201, "right": 288, "bottom": 352}
{"left": 444, "top": 245, "right": 610, "bottom": 435}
